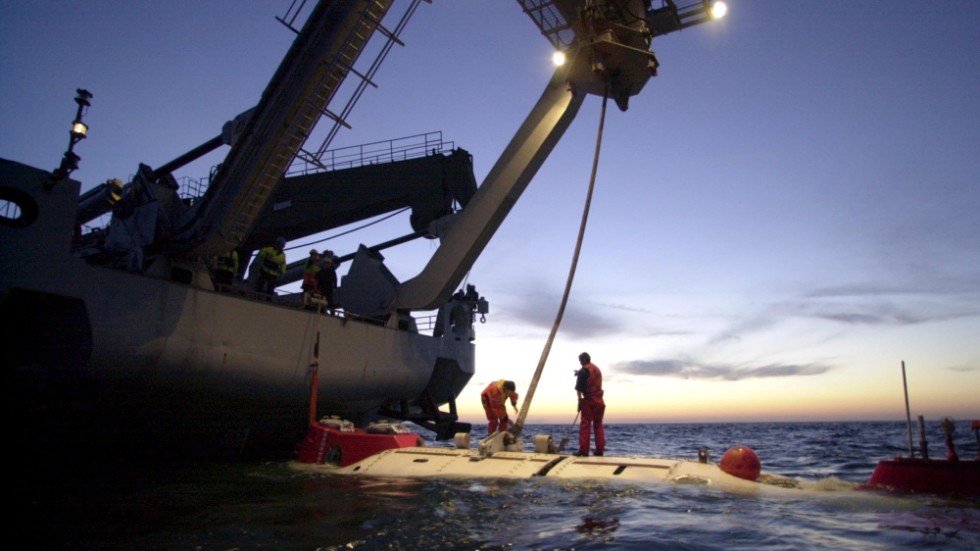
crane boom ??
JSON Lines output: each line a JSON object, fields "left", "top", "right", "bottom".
{"left": 183, "top": 0, "right": 395, "bottom": 257}
{"left": 396, "top": 67, "right": 584, "bottom": 310}
{"left": 397, "top": 0, "right": 707, "bottom": 310}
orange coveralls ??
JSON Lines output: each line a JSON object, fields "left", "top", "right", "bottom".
{"left": 481, "top": 380, "right": 519, "bottom": 435}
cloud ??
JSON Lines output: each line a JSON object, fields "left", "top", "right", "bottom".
{"left": 803, "top": 293, "right": 980, "bottom": 328}
{"left": 495, "top": 287, "right": 625, "bottom": 338}
{"left": 709, "top": 292, "right": 980, "bottom": 346}
{"left": 613, "top": 358, "right": 832, "bottom": 381}
{"left": 946, "top": 364, "right": 979, "bottom": 373}
{"left": 802, "top": 301, "right": 955, "bottom": 326}
{"left": 494, "top": 289, "right": 693, "bottom": 340}
{"left": 804, "top": 275, "right": 980, "bottom": 299}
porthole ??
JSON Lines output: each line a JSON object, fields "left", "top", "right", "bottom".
{"left": 0, "top": 186, "right": 39, "bottom": 228}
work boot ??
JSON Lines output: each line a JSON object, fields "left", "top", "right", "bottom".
{"left": 593, "top": 450, "right": 604, "bottom": 456}
{"left": 572, "top": 450, "right": 588, "bottom": 457}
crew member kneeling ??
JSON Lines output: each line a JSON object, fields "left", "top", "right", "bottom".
{"left": 481, "top": 379, "right": 519, "bottom": 435}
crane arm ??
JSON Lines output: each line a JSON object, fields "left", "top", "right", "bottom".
{"left": 395, "top": 0, "right": 664, "bottom": 311}
{"left": 182, "top": 0, "right": 395, "bottom": 257}
{"left": 395, "top": 66, "right": 584, "bottom": 311}
{"left": 395, "top": 0, "right": 726, "bottom": 311}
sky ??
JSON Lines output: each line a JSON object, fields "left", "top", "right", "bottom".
{"left": 2, "top": 1, "right": 978, "bottom": 427}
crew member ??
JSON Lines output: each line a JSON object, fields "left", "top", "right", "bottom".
{"left": 302, "top": 249, "right": 321, "bottom": 307}
{"left": 449, "top": 289, "right": 470, "bottom": 338}
{"left": 316, "top": 250, "right": 339, "bottom": 314}
{"left": 255, "top": 236, "right": 287, "bottom": 296}
{"left": 481, "top": 379, "right": 519, "bottom": 435}
{"left": 574, "top": 352, "right": 605, "bottom": 456}
{"left": 212, "top": 248, "right": 239, "bottom": 291}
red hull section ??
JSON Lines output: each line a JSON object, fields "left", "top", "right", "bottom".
{"left": 297, "top": 423, "right": 422, "bottom": 467}
{"left": 866, "top": 458, "right": 980, "bottom": 496}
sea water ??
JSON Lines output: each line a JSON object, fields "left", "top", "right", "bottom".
{"left": 22, "top": 422, "right": 980, "bottom": 549}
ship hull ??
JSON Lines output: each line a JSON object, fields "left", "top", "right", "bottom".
{"left": 2, "top": 161, "right": 474, "bottom": 460}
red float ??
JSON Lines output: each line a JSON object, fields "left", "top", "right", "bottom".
{"left": 719, "top": 445, "right": 761, "bottom": 481}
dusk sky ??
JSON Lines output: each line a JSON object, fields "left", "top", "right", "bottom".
{"left": 3, "top": 1, "right": 978, "bottom": 425}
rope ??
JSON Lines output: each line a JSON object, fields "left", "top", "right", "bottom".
{"left": 307, "top": 300, "right": 323, "bottom": 426}
{"left": 285, "top": 207, "right": 410, "bottom": 253}
{"left": 512, "top": 85, "right": 610, "bottom": 439}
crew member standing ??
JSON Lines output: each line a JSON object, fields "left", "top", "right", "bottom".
{"left": 574, "top": 352, "right": 605, "bottom": 456}
{"left": 481, "top": 379, "right": 519, "bottom": 435}
{"left": 212, "top": 248, "right": 239, "bottom": 291}
{"left": 255, "top": 236, "right": 287, "bottom": 296}
{"left": 316, "top": 251, "right": 339, "bottom": 314}
{"left": 301, "top": 249, "right": 321, "bottom": 307}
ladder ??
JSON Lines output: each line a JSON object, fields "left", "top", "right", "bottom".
{"left": 193, "top": 0, "right": 423, "bottom": 256}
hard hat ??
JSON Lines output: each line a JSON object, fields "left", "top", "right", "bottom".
{"left": 275, "top": 236, "right": 286, "bottom": 246}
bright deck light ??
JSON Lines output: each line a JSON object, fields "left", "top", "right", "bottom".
{"left": 71, "top": 120, "right": 88, "bottom": 138}
{"left": 552, "top": 51, "right": 566, "bottom": 66}
{"left": 711, "top": 1, "right": 728, "bottom": 19}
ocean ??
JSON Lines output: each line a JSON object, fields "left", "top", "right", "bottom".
{"left": 22, "top": 421, "right": 980, "bottom": 550}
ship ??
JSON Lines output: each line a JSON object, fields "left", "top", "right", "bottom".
{"left": 2, "top": 0, "right": 727, "bottom": 461}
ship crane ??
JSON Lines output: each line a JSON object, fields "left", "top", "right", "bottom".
{"left": 396, "top": 0, "right": 728, "bottom": 312}
{"left": 71, "top": 1, "right": 429, "bottom": 261}
{"left": 2, "top": 0, "right": 726, "bottom": 461}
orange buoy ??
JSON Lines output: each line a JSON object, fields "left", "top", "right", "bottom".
{"left": 720, "top": 445, "right": 761, "bottom": 481}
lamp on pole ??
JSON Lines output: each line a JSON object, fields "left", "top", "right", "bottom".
{"left": 47, "top": 88, "right": 93, "bottom": 190}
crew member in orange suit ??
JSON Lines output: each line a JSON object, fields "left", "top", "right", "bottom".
{"left": 481, "top": 379, "right": 519, "bottom": 435}
{"left": 574, "top": 352, "right": 605, "bottom": 456}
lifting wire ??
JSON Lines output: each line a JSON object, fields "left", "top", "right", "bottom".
{"left": 308, "top": 300, "right": 323, "bottom": 425}
{"left": 511, "top": 85, "right": 611, "bottom": 440}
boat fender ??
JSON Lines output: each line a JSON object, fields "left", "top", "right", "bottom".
{"left": 533, "top": 434, "right": 554, "bottom": 454}
{"left": 719, "top": 445, "right": 761, "bottom": 481}
{"left": 454, "top": 432, "right": 471, "bottom": 449}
